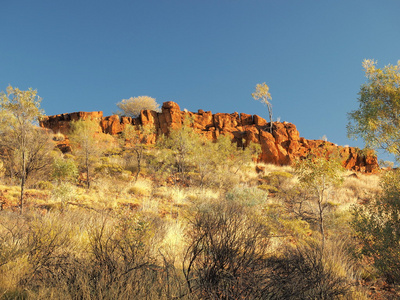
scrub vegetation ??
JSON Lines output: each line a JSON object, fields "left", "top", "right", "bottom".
{"left": 1, "top": 58, "right": 400, "bottom": 299}
{"left": 0, "top": 122, "right": 388, "bottom": 299}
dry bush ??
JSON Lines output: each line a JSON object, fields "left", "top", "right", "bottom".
{"left": 0, "top": 213, "right": 30, "bottom": 296}
{"left": 183, "top": 201, "right": 271, "bottom": 299}
{"left": 225, "top": 185, "right": 268, "bottom": 207}
{"left": 3, "top": 210, "right": 187, "bottom": 300}
{"left": 126, "top": 178, "right": 153, "bottom": 197}
{"left": 265, "top": 239, "right": 362, "bottom": 299}
{"left": 52, "top": 131, "right": 65, "bottom": 142}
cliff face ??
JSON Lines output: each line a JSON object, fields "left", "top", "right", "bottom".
{"left": 39, "top": 101, "right": 379, "bottom": 173}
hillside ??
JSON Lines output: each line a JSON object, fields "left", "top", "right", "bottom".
{"left": 0, "top": 101, "right": 396, "bottom": 299}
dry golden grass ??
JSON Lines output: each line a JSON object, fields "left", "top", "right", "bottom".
{"left": 335, "top": 172, "right": 381, "bottom": 215}
{"left": 0, "top": 162, "right": 388, "bottom": 299}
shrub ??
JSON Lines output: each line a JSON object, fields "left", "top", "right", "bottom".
{"left": 294, "top": 151, "right": 344, "bottom": 246}
{"left": 127, "top": 179, "right": 153, "bottom": 197}
{"left": 183, "top": 201, "right": 271, "bottom": 299}
{"left": 4, "top": 210, "right": 185, "bottom": 299}
{"left": 265, "top": 239, "right": 357, "bottom": 299}
{"left": 51, "top": 182, "right": 77, "bottom": 211}
{"left": 258, "top": 184, "right": 279, "bottom": 194}
{"left": 95, "top": 162, "right": 124, "bottom": 176}
{"left": 352, "top": 170, "right": 400, "bottom": 284}
{"left": 52, "top": 157, "right": 78, "bottom": 183}
{"left": 263, "top": 171, "right": 293, "bottom": 189}
{"left": 36, "top": 181, "right": 54, "bottom": 190}
{"left": 52, "top": 131, "right": 65, "bottom": 141}
{"left": 226, "top": 185, "right": 268, "bottom": 206}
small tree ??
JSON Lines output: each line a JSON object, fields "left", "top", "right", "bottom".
{"left": 116, "top": 96, "right": 161, "bottom": 118}
{"left": 294, "top": 150, "right": 344, "bottom": 248}
{"left": 252, "top": 82, "right": 273, "bottom": 133}
{"left": 69, "top": 119, "right": 104, "bottom": 189}
{"left": 120, "top": 124, "right": 153, "bottom": 182}
{"left": 212, "top": 135, "right": 261, "bottom": 189}
{"left": 348, "top": 59, "right": 400, "bottom": 158}
{"left": 0, "top": 86, "right": 54, "bottom": 213}
{"left": 156, "top": 119, "right": 201, "bottom": 184}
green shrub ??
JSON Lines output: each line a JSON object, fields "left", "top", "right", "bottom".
{"left": 257, "top": 184, "right": 279, "bottom": 193}
{"left": 263, "top": 171, "right": 293, "bottom": 188}
{"left": 95, "top": 163, "right": 123, "bottom": 175}
{"left": 36, "top": 181, "right": 54, "bottom": 190}
{"left": 51, "top": 182, "right": 77, "bottom": 211}
{"left": 52, "top": 157, "right": 78, "bottom": 183}
{"left": 226, "top": 185, "right": 268, "bottom": 206}
{"left": 352, "top": 170, "right": 400, "bottom": 284}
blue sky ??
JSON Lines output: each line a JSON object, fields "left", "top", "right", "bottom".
{"left": 1, "top": 1, "right": 399, "bottom": 161}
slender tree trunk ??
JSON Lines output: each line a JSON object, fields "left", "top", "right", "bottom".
{"left": 317, "top": 186, "right": 326, "bottom": 250}
{"left": 267, "top": 102, "right": 273, "bottom": 133}
{"left": 134, "top": 148, "right": 142, "bottom": 182}
{"left": 86, "top": 152, "right": 90, "bottom": 189}
{"left": 20, "top": 151, "right": 26, "bottom": 215}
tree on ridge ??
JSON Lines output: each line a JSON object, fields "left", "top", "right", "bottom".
{"left": 116, "top": 96, "right": 161, "bottom": 118}
{"left": 252, "top": 82, "right": 273, "bottom": 133}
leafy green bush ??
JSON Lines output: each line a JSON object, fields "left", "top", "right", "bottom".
{"left": 257, "top": 184, "right": 279, "bottom": 193}
{"left": 352, "top": 170, "right": 400, "bottom": 284}
{"left": 263, "top": 171, "right": 293, "bottom": 189}
{"left": 36, "top": 180, "right": 54, "bottom": 190}
{"left": 95, "top": 162, "right": 123, "bottom": 176}
{"left": 52, "top": 157, "right": 78, "bottom": 183}
{"left": 226, "top": 185, "right": 268, "bottom": 206}
{"left": 51, "top": 182, "right": 77, "bottom": 211}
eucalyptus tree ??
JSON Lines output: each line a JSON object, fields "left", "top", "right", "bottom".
{"left": 252, "top": 82, "right": 273, "bottom": 133}
{"left": 69, "top": 119, "right": 105, "bottom": 189}
{"left": 117, "top": 96, "right": 161, "bottom": 118}
{"left": 348, "top": 59, "right": 400, "bottom": 159}
{"left": 0, "top": 86, "right": 54, "bottom": 213}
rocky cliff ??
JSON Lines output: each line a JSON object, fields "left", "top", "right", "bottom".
{"left": 39, "top": 101, "right": 379, "bottom": 173}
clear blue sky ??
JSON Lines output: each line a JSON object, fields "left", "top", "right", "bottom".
{"left": 1, "top": 1, "right": 399, "bottom": 161}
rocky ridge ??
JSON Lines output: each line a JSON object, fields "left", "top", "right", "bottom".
{"left": 39, "top": 101, "right": 379, "bottom": 173}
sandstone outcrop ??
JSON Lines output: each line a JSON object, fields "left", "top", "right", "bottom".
{"left": 40, "top": 102, "right": 379, "bottom": 173}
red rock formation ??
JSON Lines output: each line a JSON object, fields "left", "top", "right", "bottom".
{"left": 39, "top": 111, "right": 103, "bottom": 135}
{"left": 39, "top": 102, "right": 379, "bottom": 173}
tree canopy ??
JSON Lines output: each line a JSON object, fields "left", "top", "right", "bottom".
{"left": 348, "top": 59, "right": 400, "bottom": 159}
{"left": 116, "top": 96, "right": 161, "bottom": 118}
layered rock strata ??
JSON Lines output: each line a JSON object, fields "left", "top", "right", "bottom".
{"left": 39, "top": 101, "right": 379, "bottom": 173}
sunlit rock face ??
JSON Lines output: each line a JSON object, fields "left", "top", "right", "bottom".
{"left": 40, "top": 101, "right": 379, "bottom": 173}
